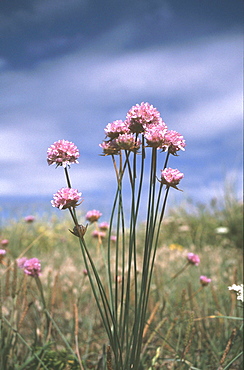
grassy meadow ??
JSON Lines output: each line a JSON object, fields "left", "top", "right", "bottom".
{"left": 0, "top": 192, "right": 243, "bottom": 369}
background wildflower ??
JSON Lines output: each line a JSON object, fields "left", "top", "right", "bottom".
{"left": 169, "top": 243, "right": 184, "bottom": 251}
{"left": 0, "top": 249, "right": 6, "bottom": 262}
{"left": 215, "top": 226, "right": 229, "bottom": 234}
{"left": 51, "top": 187, "right": 82, "bottom": 210}
{"left": 187, "top": 252, "right": 200, "bottom": 266}
{"left": 110, "top": 235, "right": 117, "bottom": 242}
{"left": 99, "top": 222, "right": 109, "bottom": 231}
{"left": 86, "top": 210, "right": 102, "bottom": 223}
{"left": 92, "top": 230, "right": 106, "bottom": 239}
{"left": 22, "top": 258, "right": 42, "bottom": 277}
{"left": 228, "top": 284, "right": 243, "bottom": 302}
{"left": 47, "top": 140, "right": 79, "bottom": 167}
{"left": 1, "top": 239, "right": 9, "bottom": 246}
{"left": 17, "top": 257, "right": 28, "bottom": 269}
{"left": 24, "top": 215, "right": 35, "bottom": 223}
{"left": 200, "top": 275, "right": 212, "bottom": 286}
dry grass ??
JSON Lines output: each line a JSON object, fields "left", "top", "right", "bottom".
{"left": 0, "top": 204, "right": 243, "bottom": 369}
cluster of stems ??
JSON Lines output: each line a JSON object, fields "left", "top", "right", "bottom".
{"left": 61, "top": 138, "right": 179, "bottom": 369}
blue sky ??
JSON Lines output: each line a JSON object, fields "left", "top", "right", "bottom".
{"left": 0, "top": 0, "right": 243, "bottom": 217}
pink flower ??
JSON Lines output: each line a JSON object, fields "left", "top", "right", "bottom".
{"left": 162, "top": 130, "right": 186, "bottom": 154}
{"left": 17, "top": 257, "right": 28, "bottom": 269}
{"left": 99, "top": 222, "right": 109, "bottom": 231}
{"left": 110, "top": 235, "right": 117, "bottom": 242}
{"left": 0, "top": 249, "right": 6, "bottom": 262}
{"left": 99, "top": 140, "right": 121, "bottom": 155}
{"left": 104, "top": 120, "right": 130, "bottom": 139}
{"left": 187, "top": 253, "right": 200, "bottom": 266}
{"left": 116, "top": 133, "right": 141, "bottom": 151}
{"left": 51, "top": 187, "right": 82, "bottom": 210}
{"left": 86, "top": 210, "right": 102, "bottom": 223}
{"left": 47, "top": 140, "right": 79, "bottom": 167}
{"left": 92, "top": 230, "right": 106, "bottom": 239}
{"left": 200, "top": 275, "right": 211, "bottom": 286}
{"left": 144, "top": 122, "right": 168, "bottom": 148}
{"left": 24, "top": 215, "right": 35, "bottom": 223}
{"left": 126, "top": 102, "right": 162, "bottom": 133}
{"left": 160, "top": 168, "right": 184, "bottom": 189}
{"left": 1, "top": 239, "right": 9, "bottom": 246}
{"left": 23, "top": 258, "right": 41, "bottom": 277}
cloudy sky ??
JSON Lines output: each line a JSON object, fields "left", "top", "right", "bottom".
{"left": 0, "top": 0, "right": 243, "bottom": 218}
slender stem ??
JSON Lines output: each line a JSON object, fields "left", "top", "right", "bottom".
{"left": 130, "top": 147, "right": 157, "bottom": 368}
{"left": 34, "top": 276, "right": 51, "bottom": 338}
{"left": 78, "top": 236, "right": 123, "bottom": 367}
{"left": 64, "top": 166, "right": 72, "bottom": 188}
{"left": 163, "top": 150, "right": 170, "bottom": 170}
{"left": 185, "top": 286, "right": 204, "bottom": 302}
{"left": 169, "top": 262, "right": 190, "bottom": 282}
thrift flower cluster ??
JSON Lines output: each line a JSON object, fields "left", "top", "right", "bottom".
{"left": 100, "top": 102, "right": 185, "bottom": 154}
{"left": 86, "top": 209, "right": 103, "bottom": 223}
{"left": 187, "top": 252, "right": 200, "bottom": 266}
{"left": 100, "top": 102, "right": 185, "bottom": 188}
{"left": 18, "top": 257, "right": 42, "bottom": 277}
{"left": 161, "top": 168, "right": 184, "bottom": 189}
{"left": 47, "top": 139, "right": 79, "bottom": 167}
{"left": 51, "top": 187, "right": 82, "bottom": 210}
{"left": 47, "top": 102, "right": 185, "bottom": 209}
{"left": 200, "top": 275, "right": 212, "bottom": 286}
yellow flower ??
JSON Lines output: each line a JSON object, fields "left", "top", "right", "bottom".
{"left": 169, "top": 243, "right": 184, "bottom": 251}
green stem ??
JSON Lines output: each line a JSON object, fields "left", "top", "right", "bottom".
{"left": 34, "top": 276, "right": 51, "bottom": 338}
{"left": 64, "top": 166, "right": 72, "bottom": 188}
{"left": 78, "top": 235, "right": 123, "bottom": 367}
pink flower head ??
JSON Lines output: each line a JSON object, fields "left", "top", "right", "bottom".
{"left": 162, "top": 130, "right": 186, "bottom": 154}
{"left": 144, "top": 122, "right": 168, "bottom": 148}
{"left": 86, "top": 209, "right": 102, "bottom": 223}
{"left": 200, "top": 275, "right": 212, "bottom": 286}
{"left": 24, "top": 215, "right": 35, "bottom": 223}
{"left": 99, "top": 222, "right": 109, "bottom": 231}
{"left": 110, "top": 235, "right": 117, "bottom": 242}
{"left": 187, "top": 253, "right": 200, "bottom": 266}
{"left": 92, "top": 230, "right": 106, "bottom": 239}
{"left": 104, "top": 120, "right": 130, "bottom": 139}
{"left": 116, "top": 133, "right": 141, "bottom": 151}
{"left": 51, "top": 187, "right": 82, "bottom": 210}
{"left": 0, "top": 249, "right": 6, "bottom": 262}
{"left": 1, "top": 239, "right": 9, "bottom": 246}
{"left": 160, "top": 168, "right": 184, "bottom": 190}
{"left": 47, "top": 140, "right": 79, "bottom": 167}
{"left": 99, "top": 139, "right": 121, "bottom": 155}
{"left": 126, "top": 102, "right": 162, "bottom": 133}
{"left": 23, "top": 258, "right": 41, "bottom": 277}
{"left": 17, "top": 257, "right": 28, "bottom": 269}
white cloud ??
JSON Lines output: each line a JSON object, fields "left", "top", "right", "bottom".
{"left": 0, "top": 28, "right": 242, "bottom": 203}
